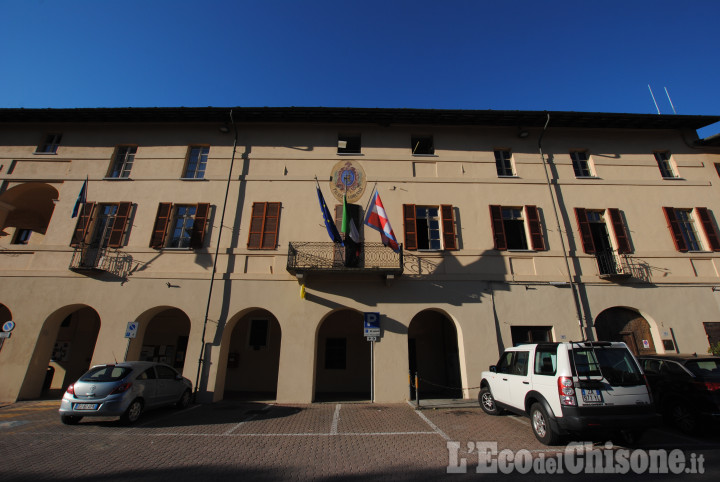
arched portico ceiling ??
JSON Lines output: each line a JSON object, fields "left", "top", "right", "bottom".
{"left": 0, "top": 183, "right": 59, "bottom": 233}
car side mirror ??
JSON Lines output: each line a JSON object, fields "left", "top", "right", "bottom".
{"left": 489, "top": 365, "right": 497, "bottom": 373}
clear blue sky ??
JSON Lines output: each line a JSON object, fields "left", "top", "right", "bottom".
{"left": 2, "top": 0, "right": 719, "bottom": 137}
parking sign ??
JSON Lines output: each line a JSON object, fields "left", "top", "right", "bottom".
{"left": 364, "top": 312, "right": 380, "bottom": 337}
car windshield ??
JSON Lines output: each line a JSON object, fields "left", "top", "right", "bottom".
{"left": 79, "top": 365, "right": 132, "bottom": 382}
{"left": 684, "top": 359, "right": 720, "bottom": 377}
{"left": 572, "top": 347, "right": 644, "bottom": 386}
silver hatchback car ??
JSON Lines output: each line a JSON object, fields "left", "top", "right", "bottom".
{"left": 59, "top": 361, "right": 192, "bottom": 425}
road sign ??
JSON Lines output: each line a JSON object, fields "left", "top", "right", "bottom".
{"left": 2, "top": 321, "right": 15, "bottom": 332}
{"left": 125, "top": 321, "right": 139, "bottom": 339}
{"left": 364, "top": 312, "right": 380, "bottom": 337}
{"left": 366, "top": 336, "right": 377, "bottom": 342}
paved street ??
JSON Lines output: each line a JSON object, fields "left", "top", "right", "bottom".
{"left": 1, "top": 399, "right": 719, "bottom": 481}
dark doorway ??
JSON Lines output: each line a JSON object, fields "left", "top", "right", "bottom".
{"left": 408, "top": 311, "right": 462, "bottom": 399}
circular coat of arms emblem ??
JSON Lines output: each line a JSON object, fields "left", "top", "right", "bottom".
{"left": 330, "top": 160, "right": 366, "bottom": 203}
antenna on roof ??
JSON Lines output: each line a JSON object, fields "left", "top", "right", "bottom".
{"left": 664, "top": 87, "right": 677, "bottom": 114}
{"left": 648, "top": 85, "right": 661, "bottom": 114}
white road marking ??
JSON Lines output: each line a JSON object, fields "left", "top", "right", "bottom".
{"left": 413, "top": 409, "right": 451, "bottom": 441}
{"left": 223, "top": 404, "right": 273, "bottom": 435}
{"left": 330, "top": 404, "right": 340, "bottom": 435}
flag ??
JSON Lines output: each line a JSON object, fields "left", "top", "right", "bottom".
{"left": 341, "top": 192, "right": 349, "bottom": 235}
{"left": 316, "top": 186, "right": 343, "bottom": 245}
{"left": 349, "top": 218, "right": 361, "bottom": 243}
{"left": 71, "top": 176, "right": 88, "bottom": 218}
{"left": 364, "top": 189, "right": 400, "bottom": 253}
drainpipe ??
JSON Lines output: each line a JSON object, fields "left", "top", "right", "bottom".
{"left": 537, "top": 113, "right": 587, "bottom": 341}
{"left": 194, "top": 110, "right": 238, "bottom": 400}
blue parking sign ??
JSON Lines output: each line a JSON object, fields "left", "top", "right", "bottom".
{"left": 364, "top": 312, "right": 380, "bottom": 337}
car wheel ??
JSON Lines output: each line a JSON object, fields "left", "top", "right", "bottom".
{"left": 176, "top": 389, "right": 191, "bottom": 409}
{"left": 530, "top": 403, "right": 561, "bottom": 445}
{"left": 120, "top": 399, "right": 143, "bottom": 425}
{"left": 479, "top": 387, "right": 500, "bottom": 415}
{"left": 61, "top": 415, "right": 83, "bottom": 425}
{"left": 669, "top": 401, "right": 698, "bottom": 434}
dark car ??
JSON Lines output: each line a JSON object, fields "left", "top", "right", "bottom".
{"left": 638, "top": 354, "right": 720, "bottom": 434}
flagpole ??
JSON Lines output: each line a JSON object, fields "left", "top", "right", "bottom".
{"left": 363, "top": 181, "right": 379, "bottom": 215}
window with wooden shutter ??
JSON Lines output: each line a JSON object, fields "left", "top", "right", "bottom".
{"left": 525, "top": 205, "right": 545, "bottom": 251}
{"left": 403, "top": 204, "right": 417, "bottom": 250}
{"left": 107, "top": 202, "right": 132, "bottom": 248}
{"left": 150, "top": 203, "right": 173, "bottom": 248}
{"left": 189, "top": 203, "right": 211, "bottom": 249}
{"left": 696, "top": 207, "right": 720, "bottom": 251}
{"left": 489, "top": 205, "right": 507, "bottom": 250}
{"left": 574, "top": 208, "right": 596, "bottom": 253}
{"left": 663, "top": 207, "right": 688, "bottom": 252}
{"left": 247, "top": 202, "right": 281, "bottom": 249}
{"left": 70, "top": 202, "right": 96, "bottom": 247}
{"left": 607, "top": 208, "right": 631, "bottom": 254}
{"left": 440, "top": 205, "right": 457, "bottom": 250}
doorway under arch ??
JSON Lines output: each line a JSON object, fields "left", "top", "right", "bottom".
{"left": 595, "top": 307, "right": 656, "bottom": 356}
{"left": 314, "top": 310, "right": 370, "bottom": 401}
{"left": 408, "top": 310, "right": 462, "bottom": 399}
{"left": 133, "top": 308, "right": 191, "bottom": 372}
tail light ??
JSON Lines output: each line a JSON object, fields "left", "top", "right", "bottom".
{"left": 109, "top": 382, "right": 132, "bottom": 395}
{"left": 558, "top": 376, "right": 577, "bottom": 406}
{"left": 693, "top": 380, "right": 720, "bottom": 391}
{"left": 66, "top": 384, "right": 75, "bottom": 395}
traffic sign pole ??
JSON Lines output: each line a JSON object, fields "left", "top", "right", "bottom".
{"left": 370, "top": 340, "right": 374, "bottom": 403}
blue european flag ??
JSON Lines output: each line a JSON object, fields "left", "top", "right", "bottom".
{"left": 316, "top": 186, "right": 343, "bottom": 245}
{"left": 71, "top": 176, "right": 88, "bottom": 218}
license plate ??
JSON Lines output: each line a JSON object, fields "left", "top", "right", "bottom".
{"left": 74, "top": 403, "right": 99, "bottom": 410}
{"left": 581, "top": 389, "right": 603, "bottom": 404}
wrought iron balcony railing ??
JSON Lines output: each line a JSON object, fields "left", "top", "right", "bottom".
{"left": 69, "top": 245, "right": 133, "bottom": 278}
{"left": 594, "top": 249, "right": 631, "bottom": 279}
{"left": 287, "top": 241, "right": 403, "bottom": 276}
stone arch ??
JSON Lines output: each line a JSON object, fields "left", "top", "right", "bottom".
{"left": 594, "top": 306, "right": 657, "bottom": 355}
{"left": 314, "top": 308, "right": 369, "bottom": 401}
{"left": 0, "top": 183, "right": 59, "bottom": 242}
{"left": 408, "top": 309, "right": 463, "bottom": 399}
{"left": 126, "top": 307, "right": 191, "bottom": 373}
{"left": 18, "top": 304, "right": 100, "bottom": 400}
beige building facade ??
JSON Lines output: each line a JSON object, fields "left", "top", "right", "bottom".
{"left": 1, "top": 107, "right": 720, "bottom": 405}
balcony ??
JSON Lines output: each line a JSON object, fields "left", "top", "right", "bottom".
{"left": 286, "top": 242, "right": 403, "bottom": 278}
{"left": 595, "top": 249, "right": 632, "bottom": 280}
{"left": 69, "top": 245, "right": 133, "bottom": 278}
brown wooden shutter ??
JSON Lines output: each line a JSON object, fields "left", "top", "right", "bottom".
{"left": 248, "top": 202, "right": 266, "bottom": 249}
{"left": 608, "top": 208, "right": 631, "bottom": 254}
{"left": 262, "top": 202, "right": 281, "bottom": 249}
{"left": 403, "top": 204, "right": 417, "bottom": 250}
{"left": 189, "top": 203, "right": 210, "bottom": 249}
{"left": 663, "top": 206, "right": 688, "bottom": 252}
{"left": 440, "top": 204, "right": 457, "bottom": 250}
{"left": 574, "top": 208, "right": 595, "bottom": 254}
{"left": 525, "top": 205, "right": 545, "bottom": 251}
{"left": 70, "top": 202, "right": 96, "bottom": 247}
{"left": 696, "top": 207, "right": 720, "bottom": 251}
{"left": 150, "top": 203, "right": 172, "bottom": 248}
{"left": 107, "top": 202, "right": 132, "bottom": 248}
{"left": 489, "top": 205, "right": 507, "bottom": 250}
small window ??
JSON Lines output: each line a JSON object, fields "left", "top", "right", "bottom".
{"left": 534, "top": 346, "right": 558, "bottom": 376}
{"left": 108, "top": 146, "right": 137, "bottom": 178}
{"left": 338, "top": 134, "right": 361, "bottom": 154}
{"left": 494, "top": 150, "right": 514, "bottom": 177}
{"left": 12, "top": 228, "right": 32, "bottom": 245}
{"left": 511, "top": 326, "right": 553, "bottom": 346}
{"left": 325, "top": 338, "right": 346, "bottom": 369}
{"left": 183, "top": 146, "right": 209, "bottom": 179}
{"left": 512, "top": 351, "right": 530, "bottom": 376}
{"left": 502, "top": 208, "right": 528, "bottom": 249}
{"left": 169, "top": 205, "right": 197, "bottom": 248}
{"left": 248, "top": 319, "right": 269, "bottom": 348}
{"left": 411, "top": 135, "right": 434, "bottom": 155}
{"left": 654, "top": 151, "right": 677, "bottom": 178}
{"left": 570, "top": 150, "right": 592, "bottom": 177}
{"left": 415, "top": 206, "right": 441, "bottom": 250}
{"left": 36, "top": 133, "right": 62, "bottom": 154}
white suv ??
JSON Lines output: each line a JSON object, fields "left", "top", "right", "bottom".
{"left": 479, "top": 341, "right": 660, "bottom": 445}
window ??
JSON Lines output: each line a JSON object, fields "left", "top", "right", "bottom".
{"left": 156, "top": 365, "right": 178, "bottom": 380}
{"left": 70, "top": 202, "right": 132, "bottom": 248}
{"left": 324, "top": 338, "right": 346, "bottom": 369}
{"left": 654, "top": 151, "right": 677, "bottom": 178}
{"left": 489, "top": 205, "right": 545, "bottom": 251}
{"left": 149, "top": 202, "right": 210, "bottom": 249}
{"left": 511, "top": 326, "right": 553, "bottom": 346}
{"left": 36, "top": 133, "right": 62, "bottom": 154}
{"left": 714, "top": 163, "right": 720, "bottom": 178}
{"left": 247, "top": 202, "right": 281, "bottom": 249}
{"left": 108, "top": 146, "right": 137, "bottom": 178}
{"left": 338, "top": 134, "right": 361, "bottom": 154}
{"left": 403, "top": 204, "right": 457, "bottom": 250}
{"left": 534, "top": 345, "right": 558, "bottom": 376}
{"left": 663, "top": 207, "right": 720, "bottom": 252}
{"left": 570, "top": 150, "right": 592, "bottom": 177}
{"left": 574, "top": 207, "right": 631, "bottom": 254}
{"left": 494, "top": 150, "right": 515, "bottom": 177}
{"left": 411, "top": 135, "right": 434, "bottom": 155}
{"left": 495, "top": 352, "right": 514, "bottom": 374}
{"left": 12, "top": 228, "right": 32, "bottom": 245}
{"left": 249, "top": 319, "right": 269, "bottom": 348}
{"left": 183, "top": 146, "right": 209, "bottom": 179}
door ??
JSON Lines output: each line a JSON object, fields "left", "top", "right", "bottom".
{"left": 504, "top": 350, "right": 531, "bottom": 410}
{"left": 488, "top": 351, "right": 514, "bottom": 405}
{"left": 155, "top": 365, "right": 183, "bottom": 405}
